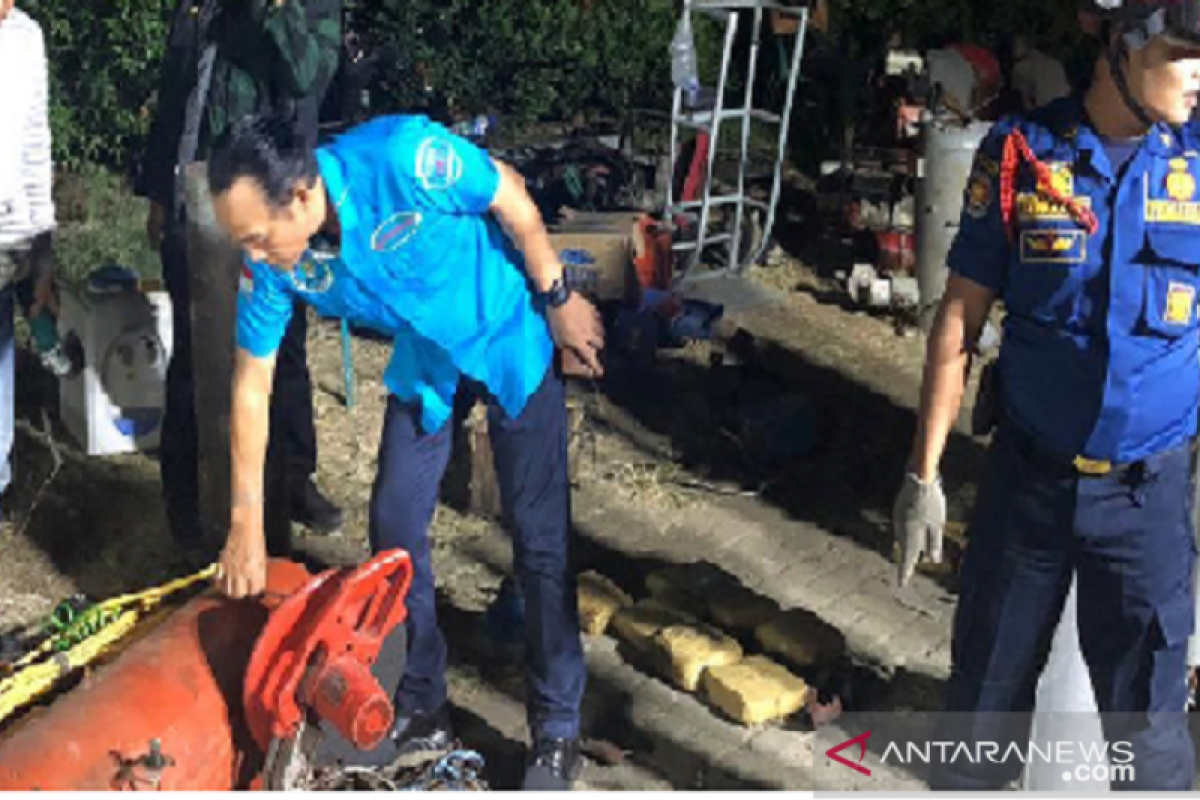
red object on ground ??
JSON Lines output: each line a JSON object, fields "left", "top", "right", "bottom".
{"left": 876, "top": 229, "right": 915, "bottom": 274}
{"left": 681, "top": 131, "right": 711, "bottom": 206}
{"left": 633, "top": 214, "right": 674, "bottom": 291}
{"left": 243, "top": 549, "right": 413, "bottom": 753}
{"left": 0, "top": 559, "right": 311, "bottom": 791}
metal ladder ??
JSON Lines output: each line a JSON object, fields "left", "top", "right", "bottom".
{"left": 666, "top": 0, "right": 809, "bottom": 277}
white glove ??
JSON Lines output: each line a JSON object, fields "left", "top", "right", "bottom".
{"left": 893, "top": 472, "right": 946, "bottom": 587}
{"left": 1188, "top": 555, "right": 1200, "bottom": 668}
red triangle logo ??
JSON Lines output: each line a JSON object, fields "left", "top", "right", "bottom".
{"left": 826, "top": 730, "right": 872, "bottom": 776}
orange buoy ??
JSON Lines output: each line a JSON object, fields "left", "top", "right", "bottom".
{"left": 0, "top": 560, "right": 310, "bottom": 791}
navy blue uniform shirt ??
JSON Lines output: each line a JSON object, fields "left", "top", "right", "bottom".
{"left": 951, "top": 97, "right": 1200, "bottom": 462}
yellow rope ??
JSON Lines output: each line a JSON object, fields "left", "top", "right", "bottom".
{"left": 0, "top": 564, "right": 218, "bottom": 726}
{"left": 91, "top": 563, "right": 219, "bottom": 614}
{"left": 10, "top": 564, "right": 218, "bottom": 672}
{"left": 0, "top": 612, "right": 139, "bottom": 724}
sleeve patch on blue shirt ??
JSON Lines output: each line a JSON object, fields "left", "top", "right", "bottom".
{"left": 966, "top": 172, "right": 993, "bottom": 219}
{"left": 416, "top": 137, "right": 464, "bottom": 190}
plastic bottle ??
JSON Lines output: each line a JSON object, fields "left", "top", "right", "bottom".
{"left": 30, "top": 309, "right": 73, "bottom": 377}
{"left": 670, "top": 12, "right": 701, "bottom": 108}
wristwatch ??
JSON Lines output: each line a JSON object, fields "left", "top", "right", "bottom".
{"left": 538, "top": 277, "right": 573, "bottom": 309}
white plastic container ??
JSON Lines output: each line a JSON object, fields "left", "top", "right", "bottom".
{"left": 58, "top": 284, "right": 173, "bottom": 456}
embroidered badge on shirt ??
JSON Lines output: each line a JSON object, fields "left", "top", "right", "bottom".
{"left": 1019, "top": 229, "right": 1087, "bottom": 263}
{"left": 290, "top": 254, "right": 335, "bottom": 294}
{"left": 1047, "top": 163, "right": 1074, "bottom": 197}
{"left": 1165, "top": 281, "right": 1196, "bottom": 326}
{"left": 965, "top": 153, "right": 999, "bottom": 219}
{"left": 239, "top": 265, "right": 254, "bottom": 295}
{"left": 1145, "top": 159, "right": 1200, "bottom": 224}
{"left": 1166, "top": 158, "right": 1197, "bottom": 202}
{"left": 1016, "top": 162, "right": 1093, "bottom": 223}
{"left": 416, "top": 137, "right": 463, "bottom": 191}
{"left": 372, "top": 211, "right": 423, "bottom": 252}
{"left": 966, "top": 173, "right": 992, "bottom": 219}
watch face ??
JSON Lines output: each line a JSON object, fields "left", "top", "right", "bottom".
{"left": 546, "top": 280, "right": 571, "bottom": 307}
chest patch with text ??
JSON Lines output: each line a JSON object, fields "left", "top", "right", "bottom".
{"left": 1019, "top": 229, "right": 1087, "bottom": 263}
{"left": 1145, "top": 158, "right": 1200, "bottom": 224}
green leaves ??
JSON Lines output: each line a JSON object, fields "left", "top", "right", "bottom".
{"left": 29, "top": 0, "right": 169, "bottom": 171}
{"left": 825, "top": 0, "right": 1081, "bottom": 59}
{"left": 34, "top": 0, "right": 729, "bottom": 168}
{"left": 354, "top": 0, "right": 696, "bottom": 123}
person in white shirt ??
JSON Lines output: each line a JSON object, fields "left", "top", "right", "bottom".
{"left": 0, "top": 0, "right": 56, "bottom": 524}
{"left": 1010, "top": 34, "right": 1072, "bottom": 112}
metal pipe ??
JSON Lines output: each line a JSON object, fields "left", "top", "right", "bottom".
{"left": 694, "top": 11, "right": 740, "bottom": 272}
{"left": 183, "top": 165, "right": 289, "bottom": 556}
{"left": 755, "top": 6, "right": 808, "bottom": 268}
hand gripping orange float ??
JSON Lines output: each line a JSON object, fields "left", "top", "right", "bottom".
{"left": 0, "top": 550, "right": 413, "bottom": 790}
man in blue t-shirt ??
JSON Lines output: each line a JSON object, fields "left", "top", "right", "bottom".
{"left": 208, "top": 114, "right": 604, "bottom": 790}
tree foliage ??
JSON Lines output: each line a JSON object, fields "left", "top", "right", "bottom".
{"left": 351, "top": 0, "right": 704, "bottom": 123}
{"left": 29, "top": 0, "right": 169, "bottom": 171}
{"left": 826, "top": 0, "right": 1083, "bottom": 58}
{"left": 30, "top": 0, "right": 1089, "bottom": 173}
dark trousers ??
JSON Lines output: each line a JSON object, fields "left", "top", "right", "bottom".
{"left": 159, "top": 221, "right": 317, "bottom": 549}
{"left": 931, "top": 425, "right": 1196, "bottom": 791}
{"left": 369, "top": 368, "right": 585, "bottom": 740}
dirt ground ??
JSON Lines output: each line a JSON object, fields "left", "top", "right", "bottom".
{"left": 0, "top": 232, "right": 983, "bottom": 787}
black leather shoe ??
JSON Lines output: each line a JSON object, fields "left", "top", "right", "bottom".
{"left": 290, "top": 478, "right": 344, "bottom": 534}
{"left": 522, "top": 738, "right": 582, "bottom": 791}
{"left": 389, "top": 704, "right": 456, "bottom": 769}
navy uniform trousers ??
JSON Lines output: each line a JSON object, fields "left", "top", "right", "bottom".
{"left": 932, "top": 423, "right": 1196, "bottom": 791}
{"left": 369, "top": 366, "right": 585, "bottom": 741}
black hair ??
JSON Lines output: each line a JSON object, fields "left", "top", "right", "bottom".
{"left": 208, "top": 113, "right": 318, "bottom": 208}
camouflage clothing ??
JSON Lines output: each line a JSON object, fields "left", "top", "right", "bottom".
{"left": 138, "top": 0, "right": 341, "bottom": 210}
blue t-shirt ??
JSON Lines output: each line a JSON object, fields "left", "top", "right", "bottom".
{"left": 236, "top": 116, "right": 555, "bottom": 433}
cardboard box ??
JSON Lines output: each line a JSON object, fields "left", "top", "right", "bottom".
{"left": 549, "top": 212, "right": 639, "bottom": 303}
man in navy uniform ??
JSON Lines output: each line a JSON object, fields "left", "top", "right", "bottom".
{"left": 895, "top": 0, "right": 1200, "bottom": 789}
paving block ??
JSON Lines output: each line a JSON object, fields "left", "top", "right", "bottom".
{"left": 702, "top": 655, "right": 810, "bottom": 726}
{"left": 578, "top": 571, "right": 633, "bottom": 636}
{"left": 839, "top": 590, "right": 909, "bottom": 659}
{"left": 755, "top": 609, "right": 845, "bottom": 670}
{"left": 787, "top": 559, "right": 862, "bottom": 618}
{"left": 612, "top": 599, "right": 700, "bottom": 655}
{"left": 653, "top": 623, "right": 744, "bottom": 692}
{"left": 708, "top": 584, "right": 781, "bottom": 633}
